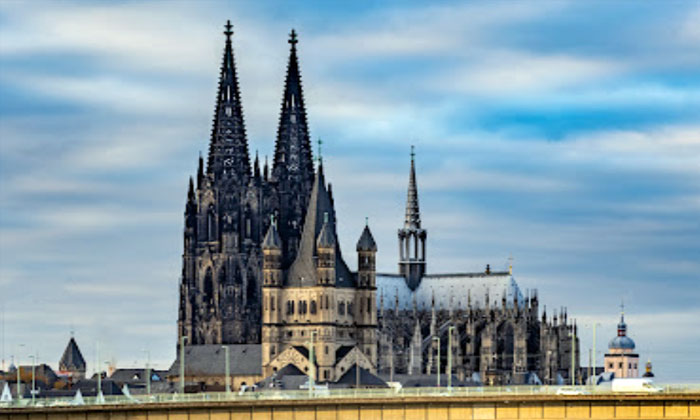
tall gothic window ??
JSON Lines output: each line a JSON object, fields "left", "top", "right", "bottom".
{"left": 339, "top": 302, "right": 345, "bottom": 315}
{"left": 310, "top": 300, "right": 317, "bottom": 314}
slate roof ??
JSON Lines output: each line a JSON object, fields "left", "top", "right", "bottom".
{"left": 257, "top": 364, "right": 309, "bottom": 390}
{"left": 356, "top": 225, "right": 377, "bottom": 252}
{"left": 333, "top": 365, "right": 388, "bottom": 388}
{"left": 109, "top": 369, "right": 166, "bottom": 384}
{"left": 168, "top": 344, "right": 262, "bottom": 377}
{"left": 335, "top": 346, "right": 354, "bottom": 361}
{"left": 286, "top": 165, "right": 354, "bottom": 288}
{"left": 59, "top": 338, "right": 86, "bottom": 372}
{"left": 376, "top": 271, "right": 523, "bottom": 311}
{"left": 262, "top": 220, "right": 282, "bottom": 250}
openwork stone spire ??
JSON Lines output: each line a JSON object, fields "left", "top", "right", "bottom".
{"left": 272, "top": 29, "right": 314, "bottom": 182}
{"left": 207, "top": 20, "right": 251, "bottom": 182}
{"left": 398, "top": 145, "right": 427, "bottom": 290}
{"left": 404, "top": 145, "right": 421, "bottom": 229}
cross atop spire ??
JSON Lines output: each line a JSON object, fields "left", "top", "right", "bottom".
{"left": 224, "top": 20, "right": 233, "bottom": 40}
{"left": 410, "top": 144, "right": 415, "bottom": 161}
{"left": 289, "top": 29, "right": 298, "bottom": 46}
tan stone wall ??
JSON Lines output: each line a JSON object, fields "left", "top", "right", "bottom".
{"left": 4, "top": 394, "right": 699, "bottom": 420}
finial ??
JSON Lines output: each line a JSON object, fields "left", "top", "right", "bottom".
{"left": 289, "top": 29, "right": 298, "bottom": 46}
{"left": 410, "top": 145, "right": 415, "bottom": 162}
{"left": 317, "top": 137, "right": 323, "bottom": 164}
{"left": 224, "top": 20, "right": 233, "bottom": 40}
{"left": 508, "top": 254, "right": 514, "bottom": 275}
{"left": 365, "top": 216, "right": 369, "bottom": 226}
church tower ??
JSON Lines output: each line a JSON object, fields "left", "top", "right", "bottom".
{"left": 178, "top": 25, "right": 318, "bottom": 348}
{"left": 398, "top": 146, "right": 427, "bottom": 290}
{"left": 271, "top": 29, "right": 315, "bottom": 267}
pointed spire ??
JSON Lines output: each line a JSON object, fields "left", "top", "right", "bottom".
{"left": 272, "top": 29, "right": 314, "bottom": 184}
{"left": 317, "top": 211, "right": 336, "bottom": 248}
{"left": 404, "top": 145, "right": 421, "bottom": 230}
{"left": 263, "top": 215, "right": 282, "bottom": 250}
{"left": 197, "top": 152, "right": 204, "bottom": 189}
{"left": 207, "top": 20, "right": 250, "bottom": 182}
{"left": 254, "top": 151, "right": 260, "bottom": 178}
{"left": 187, "top": 177, "right": 195, "bottom": 202}
{"left": 356, "top": 223, "right": 377, "bottom": 252}
{"left": 263, "top": 155, "right": 269, "bottom": 181}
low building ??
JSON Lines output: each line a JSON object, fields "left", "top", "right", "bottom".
{"left": 167, "top": 344, "right": 263, "bottom": 392}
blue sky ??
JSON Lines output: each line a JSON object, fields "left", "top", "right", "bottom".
{"left": 1, "top": 1, "right": 699, "bottom": 381}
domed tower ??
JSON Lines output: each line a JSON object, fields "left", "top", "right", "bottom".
{"left": 604, "top": 305, "right": 639, "bottom": 378}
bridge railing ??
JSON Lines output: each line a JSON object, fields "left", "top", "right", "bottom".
{"left": 2, "top": 383, "right": 700, "bottom": 409}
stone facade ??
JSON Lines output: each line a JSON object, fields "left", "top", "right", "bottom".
{"left": 260, "top": 165, "right": 378, "bottom": 382}
{"left": 375, "top": 155, "right": 580, "bottom": 386}
{"left": 178, "top": 24, "right": 314, "bottom": 346}
{"left": 178, "top": 21, "right": 579, "bottom": 386}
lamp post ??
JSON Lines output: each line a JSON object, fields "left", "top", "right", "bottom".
{"left": 570, "top": 331, "right": 576, "bottom": 386}
{"left": 96, "top": 342, "right": 102, "bottom": 401}
{"left": 28, "top": 354, "right": 36, "bottom": 405}
{"left": 17, "top": 344, "right": 24, "bottom": 401}
{"left": 222, "top": 345, "right": 230, "bottom": 394}
{"left": 432, "top": 336, "right": 440, "bottom": 388}
{"left": 142, "top": 349, "right": 151, "bottom": 396}
{"left": 592, "top": 322, "right": 600, "bottom": 382}
{"left": 448, "top": 326, "right": 455, "bottom": 391}
{"left": 307, "top": 331, "right": 316, "bottom": 396}
{"left": 179, "top": 336, "right": 187, "bottom": 394}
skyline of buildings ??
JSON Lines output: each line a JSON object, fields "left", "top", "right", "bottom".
{"left": 0, "top": 1, "right": 698, "bottom": 382}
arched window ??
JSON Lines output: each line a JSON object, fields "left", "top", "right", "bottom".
{"left": 339, "top": 302, "right": 345, "bottom": 315}
{"left": 325, "top": 295, "right": 329, "bottom": 310}
{"left": 310, "top": 300, "right": 317, "bottom": 314}
{"left": 207, "top": 205, "right": 216, "bottom": 241}
{"left": 348, "top": 302, "right": 354, "bottom": 316}
{"left": 203, "top": 268, "right": 214, "bottom": 302}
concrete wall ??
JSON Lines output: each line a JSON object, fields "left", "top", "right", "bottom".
{"left": 2, "top": 394, "right": 699, "bottom": 420}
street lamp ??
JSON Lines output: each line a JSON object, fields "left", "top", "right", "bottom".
{"left": 221, "top": 345, "right": 230, "bottom": 394}
{"left": 448, "top": 326, "right": 455, "bottom": 391}
{"left": 432, "top": 336, "right": 440, "bottom": 388}
{"left": 307, "top": 331, "right": 317, "bottom": 396}
{"left": 179, "top": 336, "right": 187, "bottom": 394}
{"left": 28, "top": 354, "right": 36, "bottom": 405}
{"left": 569, "top": 330, "right": 576, "bottom": 386}
{"left": 95, "top": 342, "right": 102, "bottom": 402}
{"left": 142, "top": 349, "right": 151, "bottom": 396}
{"left": 16, "top": 344, "right": 24, "bottom": 401}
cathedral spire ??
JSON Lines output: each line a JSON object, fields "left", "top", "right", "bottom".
{"left": 272, "top": 29, "right": 314, "bottom": 184}
{"left": 207, "top": 20, "right": 251, "bottom": 182}
{"left": 404, "top": 145, "right": 421, "bottom": 229}
{"left": 398, "top": 146, "right": 427, "bottom": 290}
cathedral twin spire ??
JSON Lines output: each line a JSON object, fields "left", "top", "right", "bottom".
{"left": 206, "top": 22, "right": 313, "bottom": 187}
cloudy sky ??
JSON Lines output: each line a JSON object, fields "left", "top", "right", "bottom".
{"left": 1, "top": 1, "right": 698, "bottom": 381}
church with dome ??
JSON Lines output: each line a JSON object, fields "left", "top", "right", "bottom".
{"left": 604, "top": 307, "right": 640, "bottom": 378}
{"left": 175, "top": 21, "right": 581, "bottom": 388}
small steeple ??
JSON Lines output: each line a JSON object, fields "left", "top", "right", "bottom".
{"left": 254, "top": 151, "right": 260, "bottom": 179}
{"left": 263, "top": 215, "right": 282, "bottom": 250}
{"left": 398, "top": 145, "right": 427, "bottom": 290}
{"left": 316, "top": 212, "right": 336, "bottom": 248}
{"left": 356, "top": 223, "right": 377, "bottom": 252}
